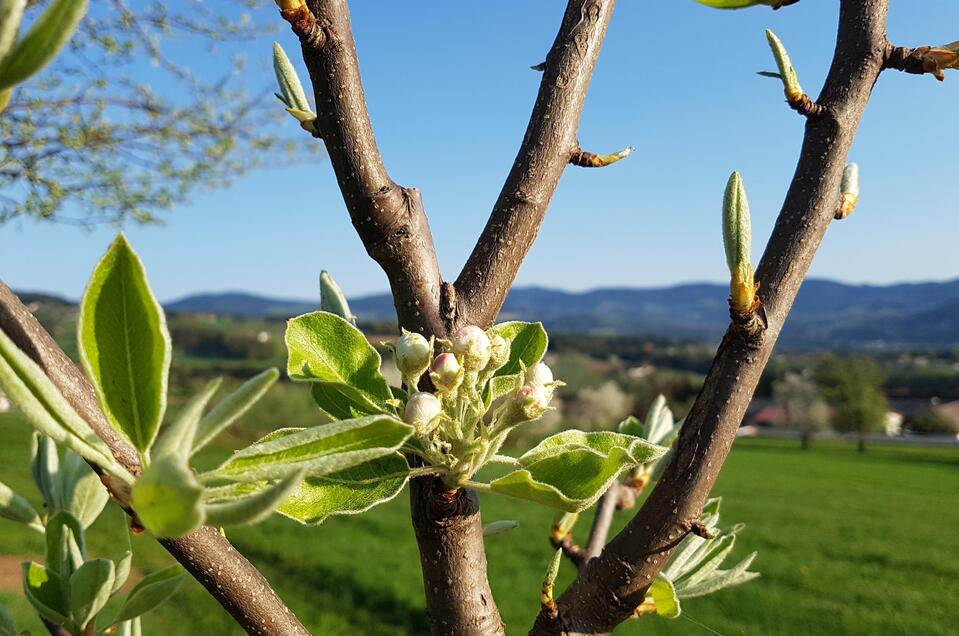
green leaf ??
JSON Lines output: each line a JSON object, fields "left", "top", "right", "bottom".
{"left": 490, "top": 321, "right": 548, "bottom": 378}
{"left": 45, "top": 511, "right": 86, "bottom": 579}
{"left": 131, "top": 455, "right": 203, "bottom": 538}
{"left": 22, "top": 561, "right": 69, "bottom": 626}
{"left": 153, "top": 378, "right": 221, "bottom": 460}
{"left": 78, "top": 234, "right": 172, "bottom": 457}
{"left": 0, "top": 329, "right": 121, "bottom": 475}
{"left": 0, "top": 0, "right": 87, "bottom": 91}
{"left": 69, "top": 558, "right": 114, "bottom": 630}
{"left": 112, "top": 551, "right": 132, "bottom": 595}
{"left": 59, "top": 450, "right": 108, "bottom": 529}
{"left": 646, "top": 575, "right": 681, "bottom": 618}
{"left": 0, "top": 480, "right": 43, "bottom": 532}
{"left": 113, "top": 565, "right": 185, "bottom": 624}
{"left": 209, "top": 416, "right": 413, "bottom": 482}
{"left": 310, "top": 381, "right": 388, "bottom": 420}
{"left": 30, "top": 433, "right": 60, "bottom": 510}
{"left": 203, "top": 471, "right": 303, "bottom": 527}
{"left": 272, "top": 41, "right": 311, "bottom": 113}
{"left": 0, "top": 601, "right": 15, "bottom": 636}
{"left": 192, "top": 369, "right": 279, "bottom": 454}
{"left": 488, "top": 431, "right": 666, "bottom": 512}
{"left": 0, "top": 0, "right": 26, "bottom": 67}
{"left": 117, "top": 617, "right": 142, "bottom": 636}
{"left": 278, "top": 453, "right": 410, "bottom": 525}
{"left": 319, "top": 271, "right": 355, "bottom": 323}
{"left": 617, "top": 415, "right": 643, "bottom": 437}
{"left": 286, "top": 312, "right": 391, "bottom": 414}
{"left": 677, "top": 552, "right": 759, "bottom": 598}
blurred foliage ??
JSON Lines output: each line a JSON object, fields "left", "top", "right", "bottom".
{"left": 0, "top": 0, "right": 318, "bottom": 225}
{"left": 907, "top": 409, "right": 954, "bottom": 435}
{"left": 814, "top": 354, "right": 889, "bottom": 438}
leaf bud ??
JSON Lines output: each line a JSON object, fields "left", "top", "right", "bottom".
{"left": 836, "top": 163, "right": 860, "bottom": 220}
{"left": 395, "top": 329, "right": 432, "bottom": 379}
{"left": 722, "top": 172, "right": 759, "bottom": 315}
{"left": 404, "top": 392, "right": 442, "bottom": 435}
{"left": 451, "top": 325, "right": 491, "bottom": 370}
{"left": 430, "top": 353, "right": 462, "bottom": 393}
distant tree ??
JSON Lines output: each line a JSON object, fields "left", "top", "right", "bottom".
{"left": 815, "top": 355, "right": 889, "bottom": 452}
{"left": 773, "top": 371, "right": 830, "bottom": 450}
{"left": 565, "top": 380, "right": 633, "bottom": 431}
{"left": 0, "top": 1, "right": 314, "bottom": 225}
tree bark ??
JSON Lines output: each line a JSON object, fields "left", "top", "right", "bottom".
{"left": 532, "top": 1, "right": 894, "bottom": 633}
{"left": 0, "top": 281, "right": 310, "bottom": 636}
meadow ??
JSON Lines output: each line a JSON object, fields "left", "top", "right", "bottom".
{"left": 0, "top": 412, "right": 957, "bottom": 635}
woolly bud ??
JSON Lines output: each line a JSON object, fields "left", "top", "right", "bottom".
{"left": 515, "top": 382, "right": 551, "bottom": 421}
{"left": 836, "top": 163, "right": 860, "bottom": 220}
{"left": 395, "top": 330, "right": 432, "bottom": 379}
{"left": 451, "top": 325, "right": 491, "bottom": 370}
{"left": 404, "top": 392, "right": 442, "bottom": 435}
{"left": 430, "top": 353, "right": 462, "bottom": 392}
{"left": 527, "top": 362, "right": 553, "bottom": 387}
{"left": 485, "top": 334, "right": 511, "bottom": 374}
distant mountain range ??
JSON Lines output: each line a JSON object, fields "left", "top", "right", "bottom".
{"left": 155, "top": 278, "right": 959, "bottom": 349}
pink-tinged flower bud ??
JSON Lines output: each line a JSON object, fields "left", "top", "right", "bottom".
{"left": 486, "top": 334, "right": 510, "bottom": 373}
{"left": 430, "top": 353, "right": 462, "bottom": 392}
{"left": 395, "top": 330, "right": 431, "bottom": 378}
{"left": 528, "top": 362, "right": 553, "bottom": 386}
{"left": 451, "top": 325, "right": 491, "bottom": 370}
{"left": 404, "top": 392, "right": 442, "bottom": 434}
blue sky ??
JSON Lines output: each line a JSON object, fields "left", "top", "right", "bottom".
{"left": 3, "top": 1, "right": 958, "bottom": 302}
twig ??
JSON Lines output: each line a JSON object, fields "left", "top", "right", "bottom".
{"left": 0, "top": 281, "right": 310, "bottom": 636}
{"left": 532, "top": 1, "right": 896, "bottom": 633}
{"left": 454, "top": 0, "right": 618, "bottom": 328}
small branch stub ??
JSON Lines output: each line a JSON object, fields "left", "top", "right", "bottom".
{"left": 540, "top": 548, "right": 563, "bottom": 619}
{"left": 570, "top": 146, "right": 634, "bottom": 168}
{"left": 276, "top": 0, "right": 327, "bottom": 50}
{"left": 886, "top": 43, "right": 959, "bottom": 81}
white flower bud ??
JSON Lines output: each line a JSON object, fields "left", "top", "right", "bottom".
{"left": 430, "top": 353, "right": 462, "bottom": 392}
{"left": 395, "top": 330, "right": 432, "bottom": 378}
{"left": 528, "top": 362, "right": 553, "bottom": 386}
{"left": 486, "top": 334, "right": 510, "bottom": 373}
{"left": 404, "top": 392, "right": 442, "bottom": 434}
{"left": 451, "top": 325, "right": 491, "bottom": 370}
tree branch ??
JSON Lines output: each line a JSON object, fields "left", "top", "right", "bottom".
{"left": 532, "top": 1, "right": 892, "bottom": 633}
{"left": 285, "top": 2, "right": 504, "bottom": 632}
{"left": 454, "top": 0, "right": 617, "bottom": 328}
{"left": 0, "top": 281, "right": 310, "bottom": 636}
{"left": 292, "top": 0, "right": 446, "bottom": 337}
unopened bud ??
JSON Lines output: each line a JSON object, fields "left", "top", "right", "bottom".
{"left": 396, "top": 330, "right": 432, "bottom": 378}
{"left": 765, "top": 29, "right": 803, "bottom": 101}
{"left": 451, "top": 325, "right": 491, "bottom": 370}
{"left": 836, "top": 163, "right": 860, "bottom": 220}
{"left": 723, "top": 172, "right": 758, "bottom": 315}
{"left": 527, "top": 362, "right": 553, "bottom": 386}
{"left": 483, "top": 520, "right": 519, "bottom": 536}
{"left": 405, "top": 392, "right": 442, "bottom": 435}
{"left": 515, "top": 382, "right": 551, "bottom": 420}
{"left": 486, "top": 334, "right": 511, "bottom": 373}
{"left": 430, "top": 353, "right": 462, "bottom": 392}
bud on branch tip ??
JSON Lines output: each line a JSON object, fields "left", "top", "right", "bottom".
{"left": 570, "top": 146, "right": 635, "bottom": 168}
{"left": 764, "top": 30, "right": 803, "bottom": 102}
{"left": 835, "top": 163, "right": 860, "bottom": 220}
{"left": 722, "top": 172, "right": 760, "bottom": 316}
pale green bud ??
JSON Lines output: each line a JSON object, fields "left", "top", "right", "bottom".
{"left": 485, "top": 334, "right": 511, "bottom": 374}
{"left": 430, "top": 353, "right": 462, "bottom": 393}
{"left": 405, "top": 392, "right": 442, "bottom": 435}
{"left": 396, "top": 330, "right": 431, "bottom": 378}
{"left": 452, "top": 325, "right": 491, "bottom": 370}
{"left": 527, "top": 362, "right": 553, "bottom": 387}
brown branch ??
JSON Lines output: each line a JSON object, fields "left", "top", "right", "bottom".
{"left": 531, "top": 1, "right": 893, "bottom": 633}
{"left": 292, "top": 0, "right": 445, "bottom": 338}
{"left": 582, "top": 487, "right": 619, "bottom": 562}
{"left": 288, "top": 2, "right": 502, "bottom": 632}
{"left": 454, "top": 0, "right": 617, "bottom": 328}
{"left": 550, "top": 532, "right": 587, "bottom": 572}
{"left": 0, "top": 282, "right": 310, "bottom": 636}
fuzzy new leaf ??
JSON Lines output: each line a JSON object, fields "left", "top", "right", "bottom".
{"left": 154, "top": 378, "right": 221, "bottom": 460}
{"left": 59, "top": 450, "right": 109, "bottom": 529}
{"left": 272, "top": 42, "right": 311, "bottom": 113}
{"left": 0, "top": 481, "right": 42, "bottom": 532}
{"left": 646, "top": 575, "right": 682, "bottom": 618}
{"left": 22, "top": 561, "right": 69, "bottom": 625}
{"left": 766, "top": 30, "right": 803, "bottom": 100}
{"left": 286, "top": 312, "right": 392, "bottom": 416}
{"left": 210, "top": 416, "right": 413, "bottom": 482}
{"left": 488, "top": 431, "right": 666, "bottom": 512}
{"left": 131, "top": 455, "right": 203, "bottom": 537}
{"left": 69, "top": 559, "right": 115, "bottom": 630}
{"left": 0, "top": 330, "right": 121, "bottom": 475}
{"left": 192, "top": 369, "right": 278, "bottom": 453}
{"left": 319, "top": 271, "right": 355, "bottom": 323}
{"left": 113, "top": 565, "right": 185, "bottom": 624}
{"left": 0, "top": 0, "right": 26, "bottom": 67}
{"left": 0, "top": 0, "right": 88, "bottom": 91}
{"left": 203, "top": 471, "right": 303, "bottom": 527}
{"left": 79, "top": 234, "right": 171, "bottom": 457}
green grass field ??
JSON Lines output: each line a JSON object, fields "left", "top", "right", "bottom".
{"left": 1, "top": 412, "right": 957, "bottom": 635}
